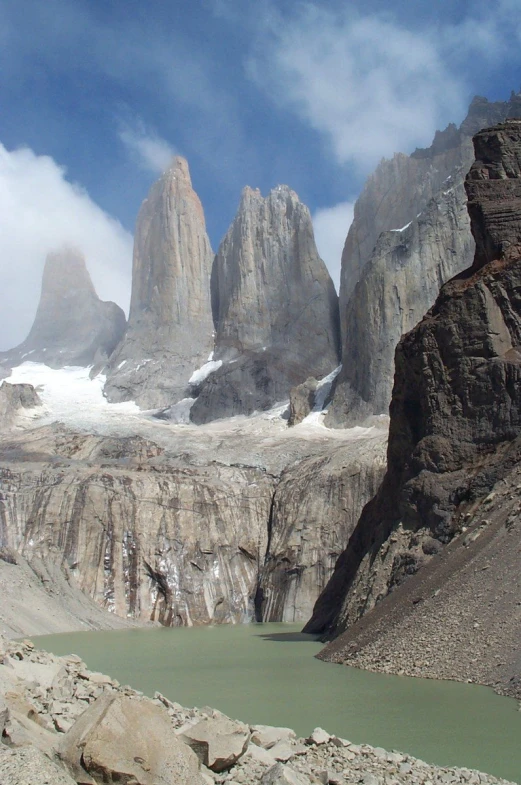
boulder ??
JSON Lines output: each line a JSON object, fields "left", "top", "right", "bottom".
{"left": 180, "top": 715, "right": 250, "bottom": 772}
{"left": 251, "top": 724, "right": 297, "bottom": 750}
{"left": 288, "top": 378, "right": 318, "bottom": 426}
{"left": 0, "top": 694, "right": 9, "bottom": 736}
{"left": 59, "top": 693, "right": 204, "bottom": 785}
{"left": 0, "top": 745, "right": 77, "bottom": 785}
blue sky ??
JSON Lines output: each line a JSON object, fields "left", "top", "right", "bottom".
{"left": 0, "top": 0, "right": 520, "bottom": 348}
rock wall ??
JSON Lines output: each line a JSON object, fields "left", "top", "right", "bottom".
{"left": 0, "top": 248, "right": 125, "bottom": 373}
{"left": 104, "top": 158, "right": 215, "bottom": 409}
{"left": 0, "top": 422, "right": 386, "bottom": 626}
{"left": 328, "top": 93, "right": 521, "bottom": 426}
{"left": 305, "top": 121, "right": 521, "bottom": 648}
{"left": 190, "top": 186, "right": 340, "bottom": 422}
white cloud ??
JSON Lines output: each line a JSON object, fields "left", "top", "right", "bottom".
{"left": 119, "top": 120, "right": 177, "bottom": 174}
{"left": 0, "top": 144, "right": 133, "bottom": 351}
{"left": 313, "top": 202, "right": 354, "bottom": 291}
{"left": 248, "top": 7, "right": 469, "bottom": 169}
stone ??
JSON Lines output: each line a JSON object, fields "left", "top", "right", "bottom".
{"left": 308, "top": 727, "right": 330, "bottom": 745}
{"left": 0, "top": 745, "right": 77, "bottom": 785}
{"left": 251, "top": 725, "right": 297, "bottom": 750}
{"left": 59, "top": 693, "right": 204, "bottom": 785}
{"left": 190, "top": 185, "right": 340, "bottom": 423}
{"left": 288, "top": 378, "right": 319, "bottom": 426}
{"left": 261, "top": 762, "right": 311, "bottom": 785}
{"left": 0, "top": 382, "right": 41, "bottom": 430}
{"left": 180, "top": 716, "right": 250, "bottom": 772}
{"left": 0, "top": 247, "right": 126, "bottom": 373}
{"left": 244, "top": 742, "right": 277, "bottom": 766}
{"left": 0, "top": 694, "right": 9, "bottom": 736}
{"left": 104, "top": 157, "right": 215, "bottom": 409}
{"left": 328, "top": 92, "right": 521, "bottom": 426}
{"left": 270, "top": 741, "right": 295, "bottom": 762}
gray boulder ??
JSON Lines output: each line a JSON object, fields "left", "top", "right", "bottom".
{"left": 190, "top": 185, "right": 340, "bottom": 422}
{"left": 180, "top": 715, "right": 250, "bottom": 772}
{"left": 104, "top": 157, "right": 215, "bottom": 408}
{"left": 288, "top": 378, "right": 319, "bottom": 426}
{"left": 0, "top": 247, "right": 126, "bottom": 374}
{"left": 0, "top": 382, "right": 41, "bottom": 430}
{"left": 59, "top": 693, "right": 204, "bottom": 784}
{"left": 0, "top": 746, "right": 77, "bottom": 785}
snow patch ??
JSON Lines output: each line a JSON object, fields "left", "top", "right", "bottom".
{"left": 7, "top": 362, "right": 140, "bottom": 430}
{"left": 390, "top": 221, "right": 412, "bottom": 233}
{"left": 189, "top": 359, "right": 222, "bottom": 386}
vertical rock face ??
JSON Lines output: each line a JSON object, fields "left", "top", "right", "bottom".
{"left": 327, "top": 93, "right": 521, "bottom": 426}
{"left": 305, "top": 120, "right": 521, "bottom": 639}
{"left": 104, "top": 158, "right": 214, "bottom": 409}
{"left": 0, "top": 248, "right": 126, "bottom": 371}
{"left": 190, "top": 186, "right": 340, "bottom": 422}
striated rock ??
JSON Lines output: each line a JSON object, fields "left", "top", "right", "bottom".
{"left": 305, "top": 119, "right": 521, "bottom": 679}
{"left": 258, "top": 436, "right": 386, "bottom": 623}
{"left": 0, "top": 247, "right": 126, "bottom": 373}
{"left": 60, "top": 693, "right": 204, "bottom": 784}
{"left": 0, "top": 383, "right": 40, "bottom": 430}
{"left": 180, "top": 715, "right": 250, "bottom": 772}
{"left": 328, "top": 92, "right": 521, "bottom": 426}
{"left": 104, "top": 157, "right": 214, "bottom": 409}
{"left": 190, "top": 185, "right": 340, "bottom": 422}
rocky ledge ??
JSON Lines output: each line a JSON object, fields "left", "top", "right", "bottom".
{"left": 0, "top": 635, "right": 514, "bottom": 785}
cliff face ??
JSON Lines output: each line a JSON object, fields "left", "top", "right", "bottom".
{"left": 104, "top": 158, "right": 214, "bottom": 409}
{"left": 0, "top": 418, "right": 386, "bottom": 627}
{"left": 0, "top": 248, "right": 126, "bottom": 372}
{"left": 305, "top": 122, "right": 521, "bottom": 697}
{"left": 327, "top": 93, "right": 521, "bottom": 426}
{"left": 190, "top": 186, "right": 340, "bottom": 422}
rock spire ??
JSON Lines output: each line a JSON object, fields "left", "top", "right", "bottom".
{"left": 190, "top": 185, "right": 340, "bottom": 422}
{"left": 0, "top": 246, "right": 126, "bottom": 372}
{"left": 104, "top": 157, "right": 214, "bottom": 409}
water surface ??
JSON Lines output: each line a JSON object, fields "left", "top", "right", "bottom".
{"left": 34, "top": 624, "right": 521, "bottom": 783}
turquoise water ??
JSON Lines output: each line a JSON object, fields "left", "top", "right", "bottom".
{"left": 33, "top": 623, "right": 521, "bottom": 783}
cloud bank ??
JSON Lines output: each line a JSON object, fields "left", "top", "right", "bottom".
{"left": 0, "top": 144, "right": 133, "bottom": 351}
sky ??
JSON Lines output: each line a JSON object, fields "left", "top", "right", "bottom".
{"left": 0, "top": 0, "right": 521, "bottom": 349}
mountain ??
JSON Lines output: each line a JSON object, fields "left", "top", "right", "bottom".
{"left": 0, "top": 247, "right": 125, "bottom": 372}
{"left": 190, "top": 185, "right": 340, "bottom": 423}
{"left": 326, "top": 92, "right": 521, "bottom": 426}
{"left": 104, "top": 157, "right": 215, "bottom": 409}
{"left": 305, "top": 120, "right": 521, "bottom": 700}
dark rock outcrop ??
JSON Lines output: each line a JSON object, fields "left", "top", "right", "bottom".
{"left": 327, "top": 93, "right": 521, "bottom": 426}
{"left": 0, "top": 248, "right": 125, "bottom": 373}
{"left": 104, "top": 158, "right": 214, "bottom": 409}
{"left": 305, "top": 120, "right": 521, "bottom": 685}
{"left": 190, "top": 186, "right": 340, "bottom": 422}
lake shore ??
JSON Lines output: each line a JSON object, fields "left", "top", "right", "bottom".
{"left": 0, "top": 634, "right": 517, "bottom": 785}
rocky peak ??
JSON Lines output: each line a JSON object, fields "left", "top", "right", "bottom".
{"left": 104, "top": 157, "right": 215, "bottom": 409}
{"left": 190, "top": 184, "right": 340, "bottom": 422}
{"left": 466, "top": 120, "right": 521, "bottom": 268}
{"left": 0, "top": 247, "right": 126, "bottom": 371}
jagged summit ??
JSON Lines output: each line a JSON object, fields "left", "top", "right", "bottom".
{"left": 0, "top": 246, "right": 126, "bottom": 372}
{"left": 104, "top": 156, "right": 214, "bottom": 409}
{"left": 190, "top": 183, "right": 341, "bottom": 422}
{"left": 326, "top": 91, "right": 521, "bottom": 427}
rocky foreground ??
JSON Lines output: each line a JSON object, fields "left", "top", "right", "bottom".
{"left": 0, "top": 635, "right": 515, "bottom": 785}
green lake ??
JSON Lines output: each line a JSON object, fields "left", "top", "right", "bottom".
{"left": 33, "top": 623, "right": 521, "bottom": 783}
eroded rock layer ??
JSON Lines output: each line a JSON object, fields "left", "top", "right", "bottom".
{"left": 327, "top": 92, "right": 521, "bottom": 426}
{"left": 104, "top": 158, "right": 214, "bottom": 409}
{"left": 305, "top": 121, "right": 521, "bottom": 697}
{"left": 0, "top": 419, "right": 387, "bottom": 627}
{"left": 0, "top": 248, "right": 125, "bottom": 372}
{"left": 190, "top": 186, "right": 340, "bottom": 422}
